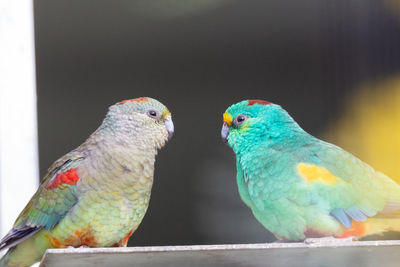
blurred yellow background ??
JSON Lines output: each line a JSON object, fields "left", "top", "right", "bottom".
{"left": 326, "top": 77, "right": 400, "bottom": 184}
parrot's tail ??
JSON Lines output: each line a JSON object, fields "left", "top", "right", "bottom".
{"left": 0, "top": 248, "right": 13, "bottom": 267}
{"left": 0, "top": 245, "right": 42, "bottom": 267}
{"left": 0, "top": 232, "right": 47, "bottom": 267}
{"left": 339, "top": 218, "right": 400, "bottom": 239}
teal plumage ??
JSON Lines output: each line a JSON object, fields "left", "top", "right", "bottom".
{"left": 0, "top": 97, "right": 174, "bottom": 267}
{"left": 222, "top": 100, "right": 400, "bottom": 241}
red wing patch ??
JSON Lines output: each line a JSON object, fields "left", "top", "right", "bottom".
{"left": 119, "top": 97, "right": 148, "bottom": 105}
{"left": 46, "top": 168, "right": 79, "bottom": 189}
{"left": 248, "top": 99, "right": 272, "bottom": 106}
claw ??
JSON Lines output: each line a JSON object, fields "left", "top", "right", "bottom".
{"left": 66, "top": 245, "right": 89, "bottom": 249}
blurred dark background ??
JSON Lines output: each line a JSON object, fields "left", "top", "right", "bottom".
{"left": 33, "top": 0, "right": 400, "bottom": 245}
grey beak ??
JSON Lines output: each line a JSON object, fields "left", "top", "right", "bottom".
{"left": 221, "top": 122, "right": 229, "bottom": 143}
{"left": 164, "top": 115, "right": 174, "bottom": 140}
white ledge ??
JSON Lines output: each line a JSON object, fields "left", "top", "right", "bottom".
{"left": 40, "top": 240, "right": 400, "bottom": 267}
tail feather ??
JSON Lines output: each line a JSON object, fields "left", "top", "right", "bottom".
{"left": 0, "top": 227, "right": 40, "bottom": 252}
{"left": 365, "top": 218, "right": 400, "bottom": 235}
{"left": 0, "top": 230, "right": 48, "bottom": 267}
{"left": 0, "top": 249, "right": 13, "bottom": 267}
{"left": 339, "top": 217, "right": 400, "bottom": 239}
{"left": 375, "top": 201, "right": 400, "bottom": 218}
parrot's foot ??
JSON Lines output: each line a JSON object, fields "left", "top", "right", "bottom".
{"left": 304, "top": 236, "right": 357, "bottom": 244}
{"left": 66, "top": 245, "right": 89, "bottom": 249}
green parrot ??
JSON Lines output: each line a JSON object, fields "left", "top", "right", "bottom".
{"left": 221, "top": 99, "right": 400, "bottom": 241}
{"left": 0, "top": 97, "right": 174, "bottom": 267}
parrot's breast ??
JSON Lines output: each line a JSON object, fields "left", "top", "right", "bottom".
{"left": 45, "top": 144, "right": 156, "bottom": 248}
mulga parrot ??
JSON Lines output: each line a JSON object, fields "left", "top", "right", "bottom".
{"left": 221, "top": 99, "right": 400, "bottom": 241}
{"left": 0, "top": 97, "right": 174, "bottom": 267}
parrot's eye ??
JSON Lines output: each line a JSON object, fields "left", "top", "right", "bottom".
{"left": 234, "top": 114, "right": 248, "bottom": 126}
{"left": 147, "top": 110, "right": 159, "bottom": 119}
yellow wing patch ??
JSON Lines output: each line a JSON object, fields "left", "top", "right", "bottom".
{"left": 297, "top": 163, "right": 339, "bottom": 185}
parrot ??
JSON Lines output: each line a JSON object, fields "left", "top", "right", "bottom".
{"left": 0, "top": 97, "right": 174, "bottom": 267}
{"left": 221, "top": 99, "right": 400, "bottom": 242}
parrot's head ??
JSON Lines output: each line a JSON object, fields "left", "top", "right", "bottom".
{"left": 221, "top": 99, "right": 300, "bottom": 153}
{"left": 104, "top": 97, "right": 174, "bottom": 149}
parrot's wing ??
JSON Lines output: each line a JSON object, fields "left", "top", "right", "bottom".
{"left": 0, "top": 155, "right": 85, "bottom": 251}
{"left": 304, "top": 142, "right": 400, "bottom": 226}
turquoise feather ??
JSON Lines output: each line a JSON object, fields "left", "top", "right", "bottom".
{"left": 223, "top": 100, "right": 400, "bottom": 241}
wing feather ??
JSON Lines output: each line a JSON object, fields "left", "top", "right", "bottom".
{"left": 310, "top": 142, "right": 400, "bottom": 226}
{"left": 0, "top": 155, "right": 85, "bottom": 251}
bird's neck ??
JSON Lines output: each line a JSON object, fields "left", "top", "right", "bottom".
{"left": 234, "top": 124, "right": 312, "bottom": 160}
{"left": 80, "top": 126, "right": 159, "bottom": 179}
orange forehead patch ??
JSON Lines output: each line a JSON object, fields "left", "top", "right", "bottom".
{"left": 248, "top": 99, "right": 272, "bottom": 106}
{"left": 119, "top": 97, "right": 148, "bottom": 104}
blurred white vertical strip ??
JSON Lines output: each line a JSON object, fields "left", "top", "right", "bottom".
{"left": 0, "top": 0, "right": 39, "bottom": 237}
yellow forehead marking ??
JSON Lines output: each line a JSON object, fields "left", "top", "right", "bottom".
{"left": 162, "top": 109, "right": 171, "bottom": 119}
{"left": 223, "top": 112, "right": 232, "bottom": 126}
{"left": 297, "top": 163, "right": 339, "bottom": 185}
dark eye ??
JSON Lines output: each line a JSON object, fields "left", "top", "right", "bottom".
{"left": 147, "top": 110, "right": 158, "bottom": 118}
{"left": 234, "top": 114, "right": 248, "bottom": 126}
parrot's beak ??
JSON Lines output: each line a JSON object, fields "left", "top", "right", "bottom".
{"left": 221, "top": 122, "right": 229, "bottom": 143}
{"left": 164, "top": 115, "right": 174, "bottom": 140}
